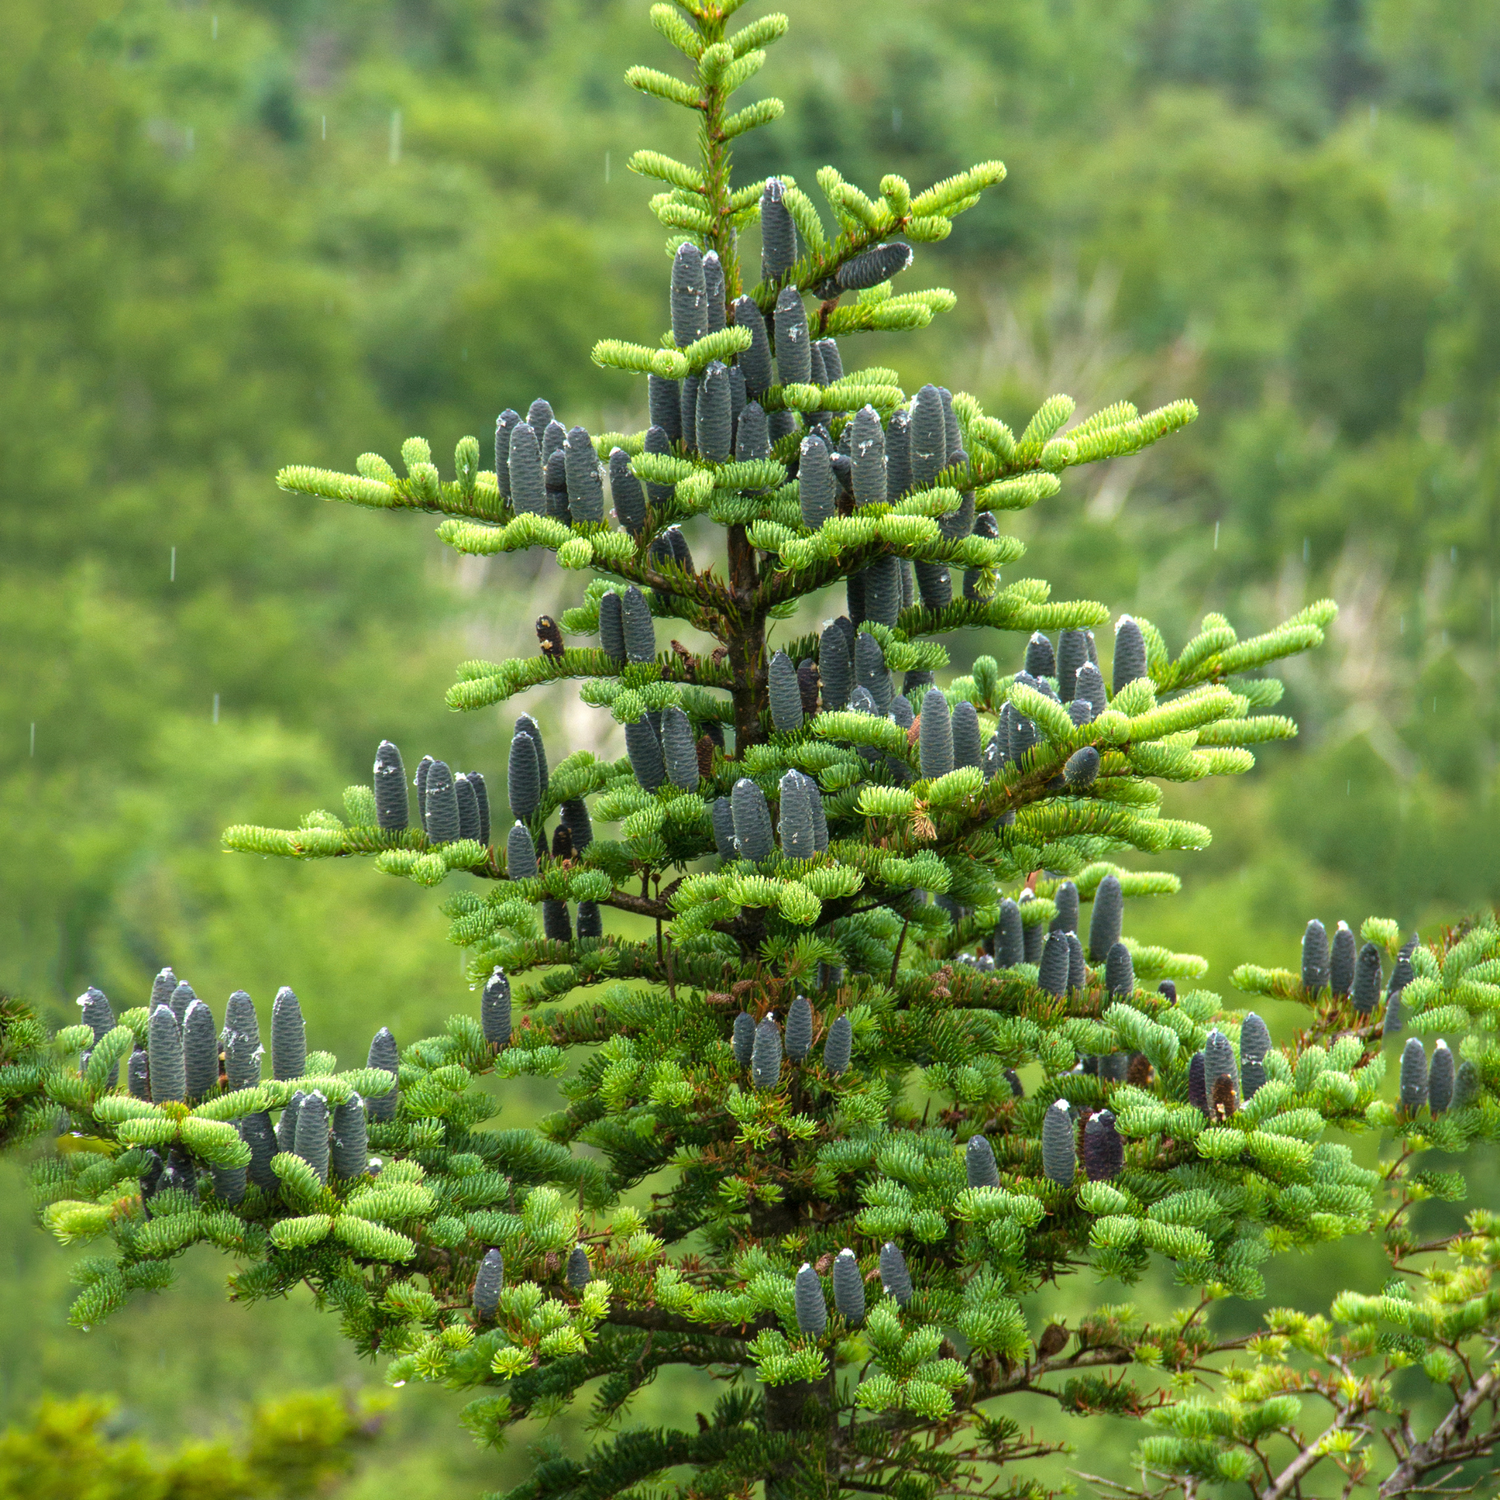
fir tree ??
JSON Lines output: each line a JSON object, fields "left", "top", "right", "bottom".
{"left": 6, "top": 4, "right": 1500, "bottom": 1498}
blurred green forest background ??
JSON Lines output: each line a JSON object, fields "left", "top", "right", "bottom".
{"left": 2, "top": 0, "right": 1498, "bottom": 1493}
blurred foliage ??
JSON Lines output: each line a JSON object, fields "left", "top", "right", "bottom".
{"left": 1, "top": 0, "right": 1498, "bottom": 1494}
{"left": 0, "top": 1390, "right": 386, "bottom": 1499}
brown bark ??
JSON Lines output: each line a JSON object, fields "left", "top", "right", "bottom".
{"left": 726, "top": 522, "right": 767, "bottom": 751}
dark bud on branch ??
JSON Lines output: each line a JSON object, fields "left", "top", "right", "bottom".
{"left": 1025, "top": 632, "right": 1056, "bottom": 680}
{"left": 832, "top": 1248, "right": 864, "bottom": 1323}
{"left": 566, "top": 1245, "right": 592, "bottom": 1290}
{"left": 1399, "top": 1037, "right": 1429, "bottom": 1114}
{"left": 1428, "top": 1039, "right": 1454, "bottom": 1115}
{"left": 760, "top": 179, "right": 797, "bottom": 285}
{"left": 271, "top": 986, "right": 306, "bottom": 1082}
{"left": 423, "top": 761, "right": 460, "bottom": 845}
{"left": 965, "top": 1133, "right": 1000, "bottom": 1189}
{"left": 507, "top": 822, "right": 539, "bottom": 879}
{"left": 794, "top": 1263, "right": 828, "bottom": 1335}
{"left": 609, "top": 448, "right": 646, "bottom": 535}
{"left": 1088, "top": 874, "right": 1124, "bottom": 963}
{"left": 879, "top": 1242, "right": 913, "bottom": 1306}
{"left": 1084, "top": 1110, "right": 1124, "bottom": 1181}
{"left": 1352, "top": 941, "right": 1382, "bottom": 1015}
{"left": 366, "top": 1028, "right": 399, "bottom": 1121}
{"left": 1112, "top": 616, "right": 1148, "bottom": 695}
{"left": 1302, "top": 919, "right": 1330, "bottom": 993}
{"left": 823, "top": 1014, "right": 852, "bottom": 1075}
{"left": 1330, "top": 921, "right": 1356, "bottom": 996}
{"left": 732, "top": 1011, "right": 755, "bottom": 1068}
{"left": 751, "top": 1015, "right": 782, "bottom": 1089}
{"left": 373, "top": 741, "right": 409, "bottom": 830}
{"left": 1187, "top": 1051, "right": 1209, "bottom": 1117}
{"left": 482, "top": 968, "right": 512, "bottom": 1049}
{"left": 472, "top": 1249, "right": 504, "bottom": 1320}
{"left": 1042, "top": 1099, "right": 1076, "bottom": 1185}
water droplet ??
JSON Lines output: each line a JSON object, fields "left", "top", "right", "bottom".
{"left": 392, "top": 1379, "right": 406, "bottom": 1387}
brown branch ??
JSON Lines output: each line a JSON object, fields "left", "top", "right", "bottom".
{"left": 603, "top": 1303, "right": 776, "bottom": 1342}
{"left": 1263, "top": 1414, "right": 1357, "bottom": 1500}
{"left": 603, "top": 887, "right": 674, "bottom": 921}
{"left": 1379, "top": 1367, "right": 1500, "bottom": 1498}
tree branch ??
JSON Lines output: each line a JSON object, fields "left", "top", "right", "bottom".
{"left": 1379, "top": 1367, "right": 1500, "bottom": 1498}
